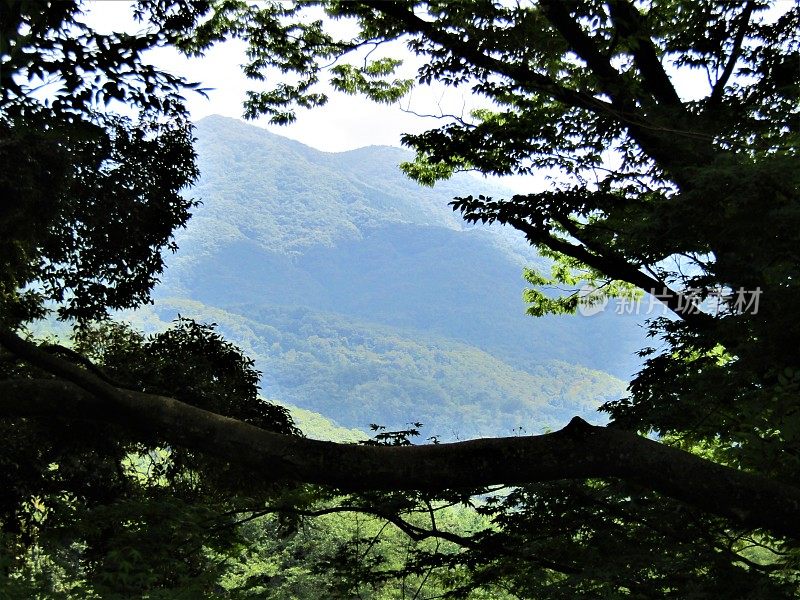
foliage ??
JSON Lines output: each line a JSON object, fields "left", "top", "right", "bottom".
{"left": 169, "top": 0, "right": 800, "bottom": 596}
{"left": 127, "top": 298, "right": 625, "bottom": 439}
{"left": 0, "top": 0, "right": 204, "bottom": 324}
{"left": 215, "top": 503, "right": 510, "bottom": 600}
{"left": 210, "top": 425, "right": 514, "bottom": 600}
{"left": 3, "top": 0, "right": 800, "bottom": 598}
{"left": 0, "top": 319, "right": 299, "bottom": 597}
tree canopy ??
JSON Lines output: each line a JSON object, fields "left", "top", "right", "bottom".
{"left": 2, "top": 0, "right": 800, "bottom": 597}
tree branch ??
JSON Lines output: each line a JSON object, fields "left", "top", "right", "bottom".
{"left": 242, "top": 504, "right": 582, "bottom": 575}
{"left": 479, "top": 210, "right": 711, "bottom": 325}
{"left": 605, "top": 0, "right": 683, "bottom": 107}
{"left": 547, "top": 216, "right": 709, "bottom": 321}
{"left": 709, "top": 1, "right": 755, "bottom": 106}
{"left": 364, "top": 1, "right": 709, "bottom": 188}
{"left": 361, "top": 1, "right": 619, "bottom": 120}
{"left": 540, "top": 0, "right": 639, "bottom": 107}
{"left": 2, "top": 328, "right": 800, "bottom": 539}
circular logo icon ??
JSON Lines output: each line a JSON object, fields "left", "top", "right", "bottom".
{"left": 577, "top": 285, "right": 608, "bottom": 316}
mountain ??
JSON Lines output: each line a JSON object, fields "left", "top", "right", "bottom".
{"left": 128, "top": 298, "right": 626, "bottom": 439}
{"left": 278, "top": 401, "right": 368, "bottom": 443}
{"left": 143, "top": 115, "right": 645, "bottom": 437}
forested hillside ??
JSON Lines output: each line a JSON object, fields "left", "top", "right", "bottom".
{"left": 145, "top": 115, "right": 640, "bottom": 435}
{"left": 129, "top": 299, "right": 625, "bottom": 438}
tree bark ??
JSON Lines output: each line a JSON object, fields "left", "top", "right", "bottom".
{"left": 3, "top": 374, "right": 800, "bottom": 539}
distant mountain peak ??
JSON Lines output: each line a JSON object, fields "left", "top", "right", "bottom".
{"left": 183, "top": 115, "right": 530, "bottom": 259}
{"left": 195, "top": 114, "right": 408, "bottom": 157}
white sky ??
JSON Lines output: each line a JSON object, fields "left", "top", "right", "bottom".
{"left": 86, "top": 2, "right": 461, "bottom": 145}
{"left": 83, "top": 1, "right": 736, "bottom": 193}
{"left": 84, "top": 1, "right": 552, "bottom": 193}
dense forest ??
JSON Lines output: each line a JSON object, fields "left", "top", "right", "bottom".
{"left": 127, "top": 298, "right": 625, "bottom": 438}
{"left": 161, "top": 114, "right": 645, "bottom": 379}
{"left": 2, "top": 1, "right": 800, "bottom": 598}
{"left": 130, "top": 115, "right": 633, "bottom": 438}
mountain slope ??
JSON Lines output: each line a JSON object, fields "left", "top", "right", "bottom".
{"left": 144, "top": 115, "right": 644, "bottom": 437}
{"left": 128, "top": 299, "right": 625, "bottom": 439}
{"left": 159, "top": 115, "right": 644, "bottom": 378}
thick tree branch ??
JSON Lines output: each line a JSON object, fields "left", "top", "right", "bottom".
{"left": 605, "top": 0, "right": 683, "bottom": 107}
{"left": 361, "top": 1, "right": 620, "bottom": 120}
{"left": 2, "top": 329, "right": 800, "bottom": 539}
{"left": 364, "top": 1, "right": 710, "bottom": 189}
{"left": 40, "top": 342, "right": 127, "bottom": 387}
{"left": 540, "top": 0, "right": 639, "bottom": 107}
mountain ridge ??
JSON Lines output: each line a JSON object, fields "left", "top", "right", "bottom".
{"left": 144, "top": 115, "right": 644, "bottom": 437}
{"left": 127, "top": 297, "right": 626, "bottom": 439}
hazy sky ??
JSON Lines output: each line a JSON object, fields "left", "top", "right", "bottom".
{"left": 84, "top": 1, "right": 723, "bottom": 194}
{"left": 84, "top": 1, "right": 553, "bottom": 193}
{"left": 86, "top": 2, "right": 477, "bottom": 148}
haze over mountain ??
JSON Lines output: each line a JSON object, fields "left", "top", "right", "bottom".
{"left": 141, "top": 115, "right": 645, "bottom": 438}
